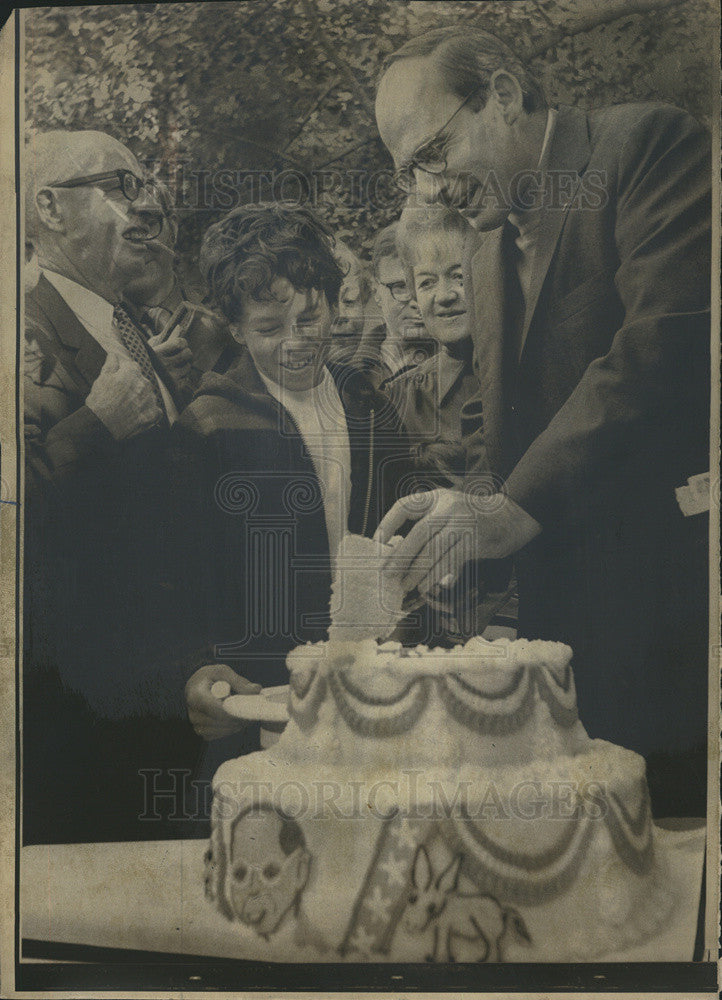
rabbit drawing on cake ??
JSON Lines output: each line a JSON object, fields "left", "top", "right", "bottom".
{"left": 402, "top": 845, "right": 532, "bottom": 962}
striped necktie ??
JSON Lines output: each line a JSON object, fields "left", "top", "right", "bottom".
{"left": 112, "top": 304, "right": 167, "bottom": 418}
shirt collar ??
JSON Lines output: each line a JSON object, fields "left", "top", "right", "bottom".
{"left": 436, "top": 350, "right": 467, "bottom": 404}
{"left": 414, "top": 350, "right": 466, "bottom": 405}
{"left": 508, "top": 108, "right": 558, "bottom": 237}
{"left": 259, "top": 365, "right": 340, "bottom": 413}
{"left": 41, "top": 268, "right": 115, "bottom": 338}
{"left": 537, "top": 107, "right": 558, "bottom": 172}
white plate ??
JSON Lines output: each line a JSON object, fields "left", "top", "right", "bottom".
{"left": 222, "top": 686, "right": 290, "bottom": 723}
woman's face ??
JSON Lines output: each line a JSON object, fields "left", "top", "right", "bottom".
{"left": 411, "top": 232, "right": 469, "bottom": 347}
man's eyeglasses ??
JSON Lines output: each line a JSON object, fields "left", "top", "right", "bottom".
{"left": 47, "top": 169, "right": 149, "bottom": 203}
{"left": 381, "top": 280, "right": 413, "bottom": 303}
{"left": 393, "top": 87, "right": 481, "bottom": 194}
{"left": 48, "top": 169, "right": 165, "bottom": 239}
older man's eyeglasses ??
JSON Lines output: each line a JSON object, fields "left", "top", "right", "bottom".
{"left": 48, "top": 169, "right": 165, "bottom": 239}
{"left": 48, "top": 169, "right": 149, "bottom": 203}
{"left": 393, "top": 87, "right": 481, "bottom": 193}
{"left": 381, "top": 280, "right": 413, "bottom": 303}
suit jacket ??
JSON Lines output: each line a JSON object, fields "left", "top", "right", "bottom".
{"left": 25, "top": 274, "right": 184, "bottom": 487}
{"left": 462, "top": 104, "right": 710, "bottom": 778}
{"left": 23, "top": 275, "right": 203, "bottom": 844}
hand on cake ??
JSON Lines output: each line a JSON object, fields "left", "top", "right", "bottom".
{"left": 185, "top": 664, "right": 261, "bottom": 740}
{"left": 375, "top": 487, "right": 541, "bottom": 598}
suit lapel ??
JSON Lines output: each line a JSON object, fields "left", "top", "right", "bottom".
{"left": 519, "top": 106, "right": 592, "bottom": 357}
{"left": 32, "top": 274, "right": 107, "bottom": 392}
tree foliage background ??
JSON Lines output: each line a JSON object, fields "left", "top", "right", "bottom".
{"left": 25, "top": 0, "right": 718, "bottom": 283}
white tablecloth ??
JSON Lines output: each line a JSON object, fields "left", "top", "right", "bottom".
{"left": 21, "top": 822, "right": 706, "bottom": 962}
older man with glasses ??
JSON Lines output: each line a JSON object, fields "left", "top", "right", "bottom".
{"left": 23, "top": 130, "right": 201, "bottom": 844}
{"left": 24, "top": 131, "right": 183, "bottom": 441}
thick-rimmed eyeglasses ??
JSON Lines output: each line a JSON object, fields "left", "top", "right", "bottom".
{"left": 380, "top": 280, "right": 413, "bottom": 303}
{"left": 48, "top": 170, "right": 165, "bottom": 239}
{"left": 48, "top": 169, "right": 149, "bottom": 203}
{"left": 393, "top": 87, "right": 481, "bottom": 194}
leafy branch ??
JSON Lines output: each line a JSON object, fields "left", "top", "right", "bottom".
{"left": 298, "top": 0, "right": 375, "bottom": 117}
{"left": 281, "top": 80, "right": 340, "bottom": 155}
{"left": 531, "top": 0, "right": 557, "bottom": 33}
{"left": 312, "top": 134, "right": 382, "bottom": 171}
{"left": 526, "top": 0, "right": 687, "bottom": 58}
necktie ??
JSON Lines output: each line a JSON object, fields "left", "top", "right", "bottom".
{"left": 112, "top": 304, "right": 167, "bottom": 418}
{"left": 500, "top": 221, "right": 526, "bottom": 468}
{"left": 502, "top": 220, "right": 526, "bottom": 367}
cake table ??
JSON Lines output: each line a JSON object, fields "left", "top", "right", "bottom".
{"left": 20, "top": 820, "right": 705, "bottom": 963}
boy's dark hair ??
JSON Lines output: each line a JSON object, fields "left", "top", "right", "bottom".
{"left": 200, "top": 203, "right": 345, "bottom": 324}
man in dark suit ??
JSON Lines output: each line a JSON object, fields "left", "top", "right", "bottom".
{"left": 122, "top": 177, "right": 238, "bottom": 395}
{"left": 23, "top": 130, "right": 213, "bottom": 842}
{"left": 374, "top": 28, "right": 711, "bottom": 813}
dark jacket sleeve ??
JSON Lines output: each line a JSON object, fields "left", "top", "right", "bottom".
{"left": 23, "top": 326, "right": 115, "bottom": 489}
{"left": 502, "top": 108, "right": 711, "bottom": 522}
{"left": 164, "top": 411, "right": 229, "bottom": 672}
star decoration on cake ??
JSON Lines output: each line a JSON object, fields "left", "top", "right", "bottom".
{"left": 390, "top": 820, "right": 423, "bottom": 852}
{"left": 364, "top": 884, "right": 393, "bottom": 922}
{"left": 347, "top": 925, "right": 378, "bottom": 956}
{"left": 379, "top": 852, "right": 410, "bottom": 887}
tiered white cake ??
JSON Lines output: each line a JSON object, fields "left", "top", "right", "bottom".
{"left": 205, "top": 635, "right": 673, "bottom": 962}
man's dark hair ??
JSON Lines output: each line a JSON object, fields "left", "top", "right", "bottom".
{"left": 200, "top": 203, "right": 345, "bottom": 324}
{"left": 371, "top": 222, "right": 400, "bottom": 279}
{"left": 382, "top": 27, "right": 546, "bottom": 114}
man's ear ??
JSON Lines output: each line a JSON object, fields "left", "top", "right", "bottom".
{"left": 292, "top": 848, "right": 310, "bottom": 889}
{"left": 489, "top": 69, "right": 524, "bottom": 125}
{"left": 35, "top": 188, "right": 65, "bottom": 233}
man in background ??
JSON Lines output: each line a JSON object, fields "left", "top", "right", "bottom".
{"left": 326, "top": 239, "right": 375, "bottom": 368}
{"left": 351, "top": 222, "right": 433, "bottom": 390}
{"left": 123, "top": 178, "right": 237, "bottom": 395}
